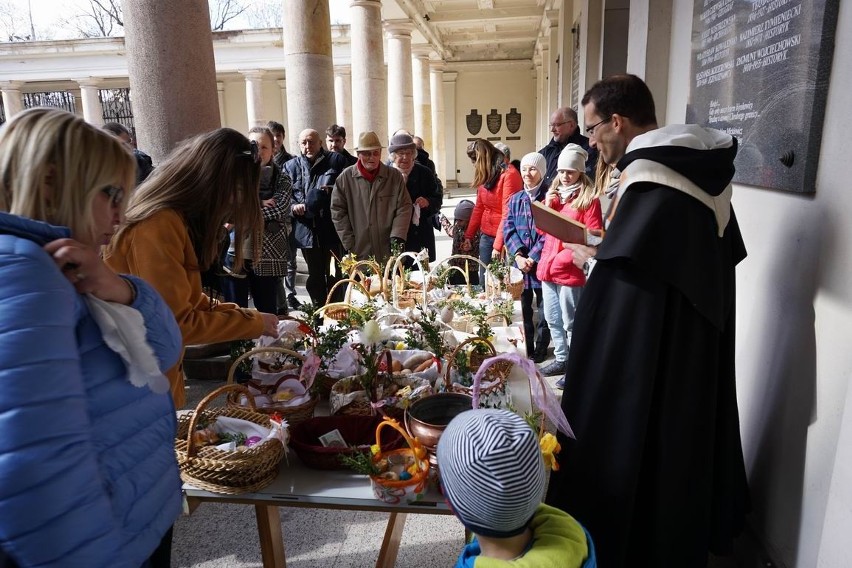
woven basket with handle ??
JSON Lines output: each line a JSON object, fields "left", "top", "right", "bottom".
{"left": 226, "top": 346, "right": 318, "bottom": 426}
{"left": 176, "top": 384, "right": 286, "bottom": 494}
{"left": 443, "top": 337, "right": 512, "bottom": 402}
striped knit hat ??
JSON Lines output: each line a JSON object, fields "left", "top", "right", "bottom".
{"left": 437, "top": 409, "right": 545, "bottom": 538}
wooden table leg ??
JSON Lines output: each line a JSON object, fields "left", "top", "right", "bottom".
{"left": 375, "top": 512, "right": 408, "bottom": 568}
{"left": 255, "top": 504, "right": 286, "bottom": 568}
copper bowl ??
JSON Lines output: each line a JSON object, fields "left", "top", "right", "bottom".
{"left": 405, "top": 393, "right": 473, "bottom": 466}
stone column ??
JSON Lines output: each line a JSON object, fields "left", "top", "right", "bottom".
{"left": 545, "top": 11, "right": 560, "bottom": 112}
{"left": 350, "top": 0, "right": 386, "bottom": 141}
{"left": 428, "top": 60, "right": 445, "bottom": 182}
{"left": 76, "top": 78, "right": 104, "bottom": 127}
{"left": 242, "top": 70, "right": 266, "bottom": 127}
{"left": 0, "top": 81, "right": 25, "bottom": 118}
{"left": 626, "top": 0, "right": 672, "bottom": 122}
{"left": 384, "top": 20, "right": 415, "bottom": 135}
{"left": 275, "top": 79, "right": 287, "bottom": 123}
{"left": 217, "top": 81, "right": 227, "bottom": 126}
{"left": 333, "top": 65, "right": 353, "bottom": 138}
{"left": 412, "top": 46, "right": 432, "bottom": 154}
{"left": 282, "top": 0, "right": 335, "bottom": 151}
{"left": 124, "top": 0, "right": 220, "bottom": 163}
{"left": 535, "top": 55, "right": 545, "bottom": 147}
{"left": 443, "top": 71, "right": 458, "bottom": 188}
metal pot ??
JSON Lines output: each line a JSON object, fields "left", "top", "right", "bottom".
{"left": 404, "top": 392, "right": 473, "bottom": 467}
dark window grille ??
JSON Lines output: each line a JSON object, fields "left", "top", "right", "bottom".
{"left": 22, "top": 91, "right": 77, "bottom": 113}
{"left": 99, "top": 88, "right": 136, "bottom": 139}
{"left": 0, "top": 96, "right": 5, "bottom": 125}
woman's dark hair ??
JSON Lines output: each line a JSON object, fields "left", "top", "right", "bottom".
{"left": 581, "top": 74, "right": 657, "bottom": 127}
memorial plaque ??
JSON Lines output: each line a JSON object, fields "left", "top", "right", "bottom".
{"left": 466, "top": 110, "right": 482, "bottom": 135}
{"left": 486, "top": 109, "right": 502, "bottom": 134}
{"left": 688, "top": 0, "right": 839, "bottom": 193}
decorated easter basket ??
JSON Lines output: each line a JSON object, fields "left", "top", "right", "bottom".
{"left": 226, "top": 346, "right": 318, "bottom": 426}
{"left": 485, "top": 266, "right": 524, "bottom": 301}
{"left": 175, "top": 384, "right": 286, "bottom": 494}
{"left": 369, "top": 418, "right": 430, "bottom": 504}
{"left": 443, "top": 337, "right": 512, "bottom": 408}
{"left": 345, "top": 259, "right": 386, "bottom": 298}
{"left": 330, "top": 349, "right": 433, "bottom": 420}
{"left": 289, "top": 414, "right": 404, "bottom": 470}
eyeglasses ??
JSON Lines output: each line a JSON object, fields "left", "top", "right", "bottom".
{"left": 549, "top": 120, "right": 570, "bottom": 129}
{"left": 101, "top": 185, "right": 124, "bottom": 207}
{"left": 239, "top": 139, "right": 261, "bottom": 163}
{"left": 585, "top": 116, "right": 613, "bottom": 136}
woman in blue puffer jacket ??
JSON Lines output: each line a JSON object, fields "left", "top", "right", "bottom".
{"left": 0, "top": 108, "right": 183, "bottom": 568}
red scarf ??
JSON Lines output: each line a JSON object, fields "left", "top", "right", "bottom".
{"left": 357, "top": 160, "right": 379, "bottom": 182}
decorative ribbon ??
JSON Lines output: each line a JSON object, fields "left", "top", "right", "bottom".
{"left": 471, "top": 352, "right": 575, "bottom": 439}
{"left": 299, "top": 350, "right": 321, "bottom": 391}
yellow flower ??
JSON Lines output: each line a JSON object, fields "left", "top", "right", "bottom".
{"left": 539, "top": 433, "right": 561, "bottom": 471}
{"left": 370, "top": 444, "right": 381, "bottom": 455}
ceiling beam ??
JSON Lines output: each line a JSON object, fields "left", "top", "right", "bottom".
{"left": 428, "top": 6, "right": 542, "bottom": 25}
{"left": 444, "top": 33, "right": 536, "bottom": 47}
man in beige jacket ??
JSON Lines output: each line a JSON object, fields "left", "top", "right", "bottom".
{"left": 331, "top": 131, "right": 413, "bottom": 265}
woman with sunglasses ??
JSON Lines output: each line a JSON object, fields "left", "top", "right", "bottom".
{"left": 106, "top": 128, "right": 279, "bottom": 409}
{"left": 0, "top": 108, "right": 183, "bottom": 567}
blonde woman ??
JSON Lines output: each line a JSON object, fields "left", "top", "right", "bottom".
{"left": 0, "top": 108, "right": 183, "bottom": 567}
{"left": 106, "top": 128, "right": 279, "bottom": 408}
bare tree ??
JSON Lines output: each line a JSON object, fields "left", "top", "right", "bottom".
{"left": 245, "top": 2, "right": 282, "bottom": 29}
{"left": 0, "top": 0, "right": 39, "bottom": 41}
{"left": 209, "top": 0, "right": 247, "bottom": 31}
{"left": 66, "top": 0, "right": 123, "bottom": 38}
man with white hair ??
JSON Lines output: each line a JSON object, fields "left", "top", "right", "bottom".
{"left": 538, "top": 107, "right": 596, "bottom": 188}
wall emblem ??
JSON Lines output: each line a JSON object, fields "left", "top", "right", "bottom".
{"left": 486, "top": 108, "right": 502, "bottom": 134}
{"left": 506, "top": 108, "right": 521, "bottom": 134}
{"left": 465, "top": 109, "right": 482, "bottom": 135}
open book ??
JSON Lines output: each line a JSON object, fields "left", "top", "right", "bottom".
{"left": 531, "top": 201, "right": 604, "bottom": 246}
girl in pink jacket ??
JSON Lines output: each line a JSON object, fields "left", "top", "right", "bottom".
{"left": 536, "top": 144, "right": 603, "bottom": 383}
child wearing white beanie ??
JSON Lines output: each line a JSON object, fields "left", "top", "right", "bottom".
{"left": 535, "top": 143, "right": 604, "bottom": 384}
{"left": 504, "top": 152, "right": 551, "bottom": 362}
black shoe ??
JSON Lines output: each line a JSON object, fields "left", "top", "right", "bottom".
{"left": 539, "top": 359, "right": 568, "bottom": 376}
{"left": 555, "top": 378, "right": 565, "bottom": 389}
{"left": 531, "top": 349, "right": 548, "bottom": 364}
{"left": 287, "top": 295, "right": 301, "bottom": 310}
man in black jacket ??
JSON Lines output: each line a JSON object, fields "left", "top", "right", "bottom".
{"left": 538, "top": 107, "right": 596, "bottom": 188}
{"left": 284, "top": 128, "right": 348, "bottom": 307}
{"left": 268, "top": 121, "right": 295, "bottom": 168}
{"left": 545, "top": 74, "right": 749, "bottom": 567}
{"left": 325, "top": 124, "right": 357, "bottom": 167}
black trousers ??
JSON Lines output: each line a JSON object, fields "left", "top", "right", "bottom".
{"left": 302, "top": 246, "right": 343, "bottom": 307}
{"left": 521, "top": 287, "right": 550, "bottom": 357}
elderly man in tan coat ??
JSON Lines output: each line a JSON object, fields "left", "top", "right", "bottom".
{"left": 331, "top": 131, "right": 413, "bottom": 264}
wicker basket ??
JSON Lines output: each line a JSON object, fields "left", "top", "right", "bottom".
{"left": 443, "top": 337, "right": 512, "bottom": 406}
{"left": 346, "top": 259, "right": 385, "bottom": 298}
{"left": 176, "top": 384, "right": 286, "bottom": 494}
{"left": 226, "top": 346, "right": 318, "bottom": 426}
{"left": 330, "top": 351, "right": 432, "bottom": 419}
{"left": 369, "top": 418, "right": 430, "bottom": 504}
{"left": 289, "top": 415, "right": 404, "bottom": 470}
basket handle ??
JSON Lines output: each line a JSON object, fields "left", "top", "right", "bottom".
{"left": 373, "top": 417, "right": 426, "bottom": 468}
{"left": 185, "top": 383, "right": 255, "bottom": 458}
{"left": 227, "top": 346, "right": 307, "bottom": 386}
{"left": 389, "top": 252, "right": 429, "bottom": 308}
{"left": 443, "top": 336, "right": 497, "bottom": 392}
{"left": 430, "top": 254, "right": 489, "bottom": 297}
{"left": 326, "top": 278, "right": 370, "bottom": 306}
{"left": 347, "top": 260, "right": 384, "bottom": 297}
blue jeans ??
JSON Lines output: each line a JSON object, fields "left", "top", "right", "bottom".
{"left": 478, "top": 233, "right": 495, "bottom": 285}
{"left": 541, "top": 281, "right": 582, "bottom": 363}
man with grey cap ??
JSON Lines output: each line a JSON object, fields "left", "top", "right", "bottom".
{"left": 331, "top": 132, "right": 412, "bottom": 265}
{"left": 388, "top": 132, "right": 443, "bottom": 260}
{"left": 437, "top": 409, "right": 595, "bottom": 567}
